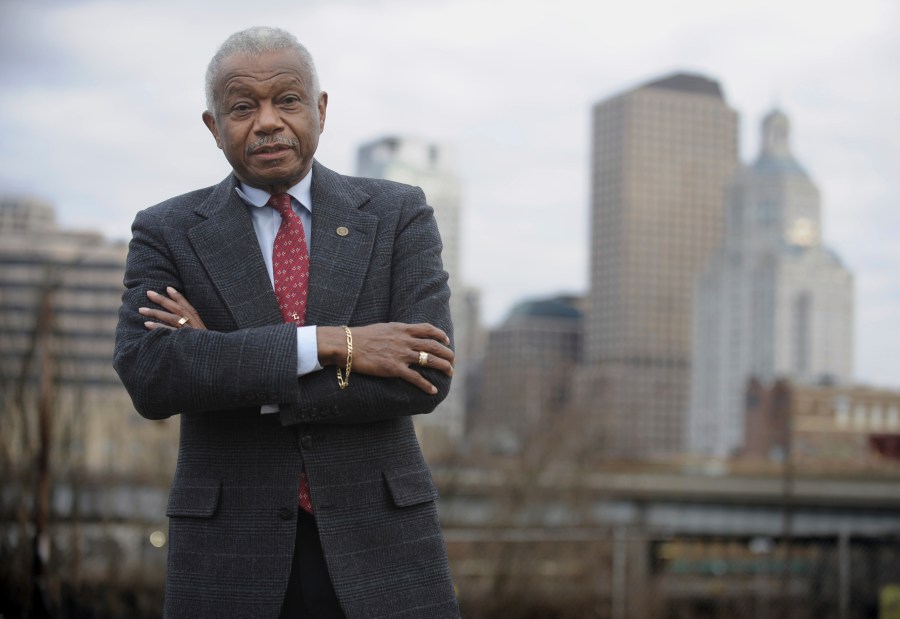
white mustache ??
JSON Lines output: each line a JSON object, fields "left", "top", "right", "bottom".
{"left": 246, "top": 135, "right": 299, "bottom": 155}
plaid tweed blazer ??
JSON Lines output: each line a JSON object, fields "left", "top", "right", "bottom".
{"left": 113, "top": 161, "right": 459, "bottom": 618}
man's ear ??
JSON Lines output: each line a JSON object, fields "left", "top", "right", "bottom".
{"left": 202, "top": 111, "right": 222, "bottom": 149}
{"left": 317, "top": 92, "right": 328, "bottom": 133}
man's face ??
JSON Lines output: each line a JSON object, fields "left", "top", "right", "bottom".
{"left": 202, "top": 48, "right": 327, "bottom": 193}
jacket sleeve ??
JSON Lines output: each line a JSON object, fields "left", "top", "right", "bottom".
{"left": 113, "top": 207, "right": 301, "bottom": 420}
{"left": 279, "top": 186, "right": 454, "bottom": 426}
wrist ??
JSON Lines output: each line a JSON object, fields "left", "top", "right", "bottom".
{"left": 316, "top": 326, "right": 347, "bottom": 366}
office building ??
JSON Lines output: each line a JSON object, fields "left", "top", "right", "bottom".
{"left": 474, "top": 294, "right": 583, "bottom": 453}
{"left": 580, "top": 73, "right": 739, "bottom": 458}
{"left": 0, "top": 196, "right": 176, "bottom": 603}
{"left": 0, "top": 196, "right": 179, "bottom": 479}
{"left": 743, "top": 379, "right": 899, "bottom": 470}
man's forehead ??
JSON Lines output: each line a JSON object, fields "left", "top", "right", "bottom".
{"left": 217, "top": 49, "right": 311, "bottom": 87}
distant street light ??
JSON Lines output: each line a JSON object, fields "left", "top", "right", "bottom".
{"left": 149, "top": 530, "right": 167, "bottom": 549}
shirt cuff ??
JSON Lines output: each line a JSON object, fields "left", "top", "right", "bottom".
{"left": 297, "top": 325, "right": 323, "bottom": 376}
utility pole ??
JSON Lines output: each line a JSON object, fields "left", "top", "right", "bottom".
{"left": 778, "top": 380, "right": 794, "bottom": 619}
{"left": 838, "top": 530, "right": 850, "bottom": 619}
{"left": 32, "top": 264, "right": 56, "bottom": 618}
{"left": 611, "top": 525, "right": 627, "bottom": 619}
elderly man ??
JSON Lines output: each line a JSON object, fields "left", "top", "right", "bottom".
{"left": 114, "top": 26, "right": 459, "bottom": 618}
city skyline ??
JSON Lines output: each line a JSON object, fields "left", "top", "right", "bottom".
{"left": 1, "top": 0, "right": 897, "bottom": 388}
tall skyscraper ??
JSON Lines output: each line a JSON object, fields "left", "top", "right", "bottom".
{"left": 687, "top": 110, "right": 854, "bottom": 456}
{"left": 580, "top": 73, "right": 739, "bottom": 458}
{"left": 356, "top": 137, "right": 466, "bottom": 454}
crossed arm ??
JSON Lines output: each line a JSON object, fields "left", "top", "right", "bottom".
{"left": 139, "top": 286, "right": 454, "bottom": 395}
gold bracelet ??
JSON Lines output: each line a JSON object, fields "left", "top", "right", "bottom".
{"left": 336, "top": 326, "right": 352, "bottom": 389}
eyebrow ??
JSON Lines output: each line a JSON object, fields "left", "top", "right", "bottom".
{"left": 222, "top": 75, "right": 309, "bottom": 99}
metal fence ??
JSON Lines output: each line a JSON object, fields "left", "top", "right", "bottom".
{"left": 654, "top": 534, "right": 900, "bottom": 619}
{"left": 448, "top": 531, "right": 900, "bottom": 619}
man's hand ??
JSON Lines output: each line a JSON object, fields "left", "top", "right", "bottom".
{"left": 139, "top": 287, "right": 207, "bottom": 330}
{"left": 317, "top": 323, "right": 453, "bottom": 395}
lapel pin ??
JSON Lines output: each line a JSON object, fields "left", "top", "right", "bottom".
{"left": 336, "top": 226, "right": 349, "bottom": 237}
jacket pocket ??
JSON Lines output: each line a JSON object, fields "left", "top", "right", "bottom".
{"left": 383, "top": 464, "right": 439, "bottom": 508}
{"left": 166, "top": 478, "right": 221, "bottom": 518}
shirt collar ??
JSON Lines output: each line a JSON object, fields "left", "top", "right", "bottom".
{"left": 234, "top": 170, "right": 313, "bottom": 213}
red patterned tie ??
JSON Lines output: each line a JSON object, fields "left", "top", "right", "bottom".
{"left": 268, "top": 193, "right": 314, "bottom": 514}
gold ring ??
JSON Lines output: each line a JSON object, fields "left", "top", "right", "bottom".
{"left": 418, "top": 351, "right": 429, "bottom": 366}
{"left": 177, "top": 316, "right": 190, "bottom": 327}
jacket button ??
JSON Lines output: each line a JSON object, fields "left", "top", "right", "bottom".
{"left": 300, "top": 435, "right": 313, "bottom": 449}
{"left": 278, "top": 507, "right": 295, "bottom": 521}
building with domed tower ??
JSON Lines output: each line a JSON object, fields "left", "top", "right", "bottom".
{"left": 687, "top": 110, "right": 854, "bottom": 457}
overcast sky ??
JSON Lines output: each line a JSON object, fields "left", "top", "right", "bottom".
{"left": 1, "top": 0, "right": 897, "bottom": 388}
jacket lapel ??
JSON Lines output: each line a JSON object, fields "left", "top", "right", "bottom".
{"left": 187, "top": 175, "right": 283, "bottom": 329}
{"left": 307, "top": 161, "right": 378, "bottom": 327}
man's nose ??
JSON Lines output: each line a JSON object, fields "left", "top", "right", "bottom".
{"left": 254, "top": 101, "right": 284, "bottom": 133}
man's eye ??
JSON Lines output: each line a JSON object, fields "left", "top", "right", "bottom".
{"left": 231, "top": 103, "right": 252, "bottom": 114}
{"left": 281, "top": 95, "right": 301, "bottom": 105}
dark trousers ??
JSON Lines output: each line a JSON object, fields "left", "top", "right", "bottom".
{"left": 279, "top": 509, "right": 345, "bottom": 618}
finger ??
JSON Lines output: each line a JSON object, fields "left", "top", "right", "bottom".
{"left": 145, "top": 289, "right": 206, "bottom": 330}
{"left": 414, "top": 339, "right": 455, "bottom": 365}
{"left": 398, "top": 367, "right": 439, "bottom": 395}
{"left": 405, "top": 323, "right": 450, "bottom": 346}
{"left": 411, "top": 351, "right": 454, "bottom": 377}
{"left": 166, "top": 287, "right": 199, "bottom": 315}
{"left": 408, "top": 345, "right": 452, "bottom": 374}
{"left": 428, "top": 338, "right": 455, "bottom": 360}
{"left": 147, "top": 289, "right": 185, "bottom": 315}
{"left": 165, "top": 287, "right": 206, "bottom": 329}
{"left": 422, "top": 359, "right": 454, "bottom": 377}
{"left": 139, "top": 306, "right": 185, "bottom": 328}
{"left": 144, "top": 321, "right": 175, "bottom": 331}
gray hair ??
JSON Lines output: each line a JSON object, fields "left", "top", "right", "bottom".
{"left": 205, "top": 26, "right": 320, "bottom": 118}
